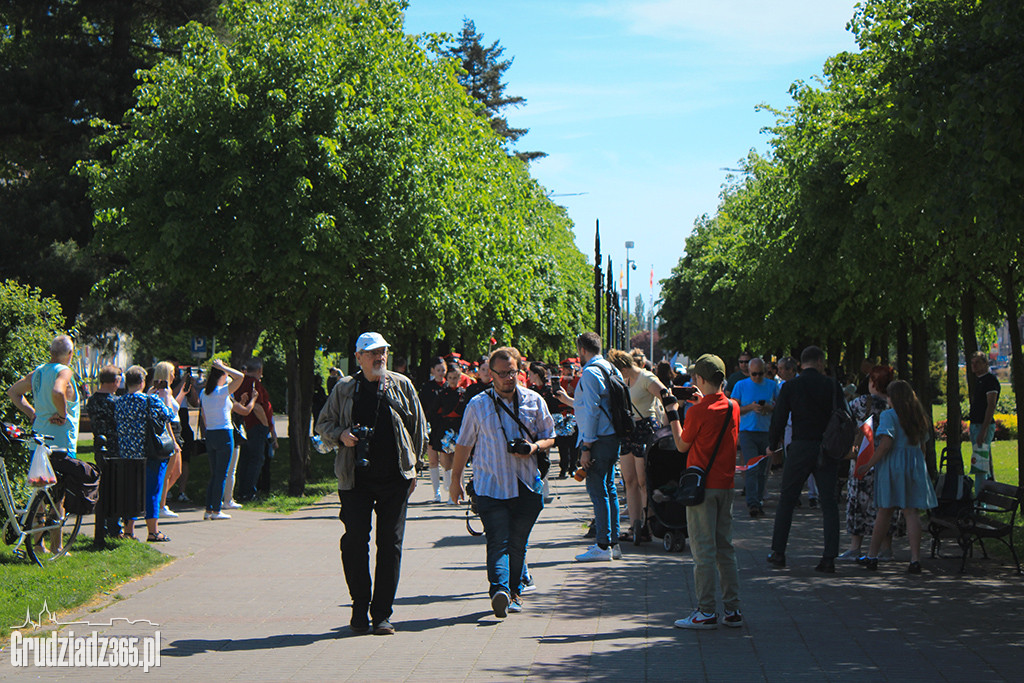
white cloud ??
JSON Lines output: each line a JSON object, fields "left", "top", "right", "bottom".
{"left": 580, "top": 0, "right": 858, "bottom": 62}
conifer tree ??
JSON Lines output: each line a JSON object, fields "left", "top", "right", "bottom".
{"left": 447, "top": 19, "right": 545, "bottom": 162}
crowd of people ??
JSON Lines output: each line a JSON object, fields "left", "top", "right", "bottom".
{"left": 7, "top": 330, "right": 989, "bottom": 636}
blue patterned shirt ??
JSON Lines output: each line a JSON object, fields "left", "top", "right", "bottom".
{"left": 456, "top": 386, "right": 555, "bottom": 499}
{"left": 114, "top": 392, "right": 176, "bottom": 459}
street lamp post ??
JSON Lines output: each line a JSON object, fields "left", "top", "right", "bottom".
{"left": 625, "top": 241, "right": 636, "bottom": 347}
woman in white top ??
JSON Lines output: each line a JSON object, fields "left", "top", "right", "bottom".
{"left": 609, "top": 349, "right": 668, "bottom": 544}
{"left": 199, "top": 359, "right": 255, "bottom": 519}
{"left": 151, "top": 361, "right": 187, "bottom": 519}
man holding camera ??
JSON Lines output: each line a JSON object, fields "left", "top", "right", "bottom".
{"left": 315, "top": 332, "right": 427, "bottom": 636}
{"left": 450, "top": 347, "right": 555, "bottom": 618}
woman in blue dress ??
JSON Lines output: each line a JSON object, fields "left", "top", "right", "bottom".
{"left": 856, "top": 380, "right": 938, "bottom": 574}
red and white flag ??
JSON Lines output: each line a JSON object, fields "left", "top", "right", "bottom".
{"left": 854, "top": 420, "right": 874, "bottom": 480}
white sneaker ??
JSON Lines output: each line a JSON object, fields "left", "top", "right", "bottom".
{"left": 159, "top": 506, "right": 179, "bottom": 518}
{"left": 223, "top": 500, "right": 243, "bottom": 509}
{"left": 674, "top": 610, "right": 718, "bottom": 630}
{"left": 508, "top": 596, "right": 523, "bottom": 613}
{"left": 575, "top": 544, "right": 612, "bottom": 562}
{"left": 611, "top": 544, "right": 622, "bottom": 560}
{"left": 432, "top": 494, "right": 442, "bottom": 503}
{"left": 209, "top": 511, "right": 231, "bottom": 520}
{"left": 176, "top": 492, "right": 191, "bottom": 502}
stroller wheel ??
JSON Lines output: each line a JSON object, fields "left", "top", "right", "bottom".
{"left": 663, "top": 532, "right": 675, "bottom": 552}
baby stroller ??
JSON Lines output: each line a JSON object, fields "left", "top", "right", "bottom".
{"left": 644, "top": 433, "right": 689, "bottom": 552}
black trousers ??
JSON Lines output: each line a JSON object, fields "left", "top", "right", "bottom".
{"left": 770, "top": 439, "right": 840, "bottom": 559}
{"left": 338, "top": 476, "right": 411, "bottom": 624}
{"left": 556, "top": 432, "right": 580, "bottom": 476}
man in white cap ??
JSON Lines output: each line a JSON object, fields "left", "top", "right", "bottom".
{"left": 315, "top": 332, "right": 427, "bottom": 635}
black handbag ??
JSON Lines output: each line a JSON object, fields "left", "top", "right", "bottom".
{"left": 145, "top": 397, "right": 175, "bottom": 462}
{"left": 676, "top": 401, "right": 733, "bottom": 506}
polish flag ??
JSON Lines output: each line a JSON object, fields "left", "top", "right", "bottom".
{"left": 854, "top": 420, "right": 874, "bottom": 480}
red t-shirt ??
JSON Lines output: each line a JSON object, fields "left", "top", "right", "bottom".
{"left": 234, "top": 376, "right": 273, "bottom": 430}
{"left": 679, "top": 392, "right": 739, "bottom": 489}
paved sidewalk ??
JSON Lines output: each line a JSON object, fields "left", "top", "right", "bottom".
{"left": 3, "top": 469, "right": 1023, "bottom": 681}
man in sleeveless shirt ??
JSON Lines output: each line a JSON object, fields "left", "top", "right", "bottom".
{"left": 7, "top": 335, "right": 81, "bottom": 456}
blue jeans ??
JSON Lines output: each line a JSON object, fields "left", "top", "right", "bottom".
{"left": 238, "top": 423, "right": 269, "bottom": 501}
{"left": 144, "top": 459, "right": 167, "bottom": 520}
{"left": 205, "top": 429, "right": 234, "bottom": 512}
{"left": 476, "top": 480, "right": 543, "bottom": 598}
{"left": 585, "top": 435, "right": 620, "bottom": 546}
{"left": 739, "top": 431, "right": 769, "bottom": 508}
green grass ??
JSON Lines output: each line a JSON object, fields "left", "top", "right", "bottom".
{"left": 172, "top": 436, "right": 339, "bottom": 515}
{"left": 0, "top": 536, "right": 170, "bottom": 639}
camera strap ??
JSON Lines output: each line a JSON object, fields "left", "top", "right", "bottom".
{"left": 353, "top": 371, "right": 385, "bottom": 442}
{"left": 489, "top": 388, "right": 536, "bottom": 442}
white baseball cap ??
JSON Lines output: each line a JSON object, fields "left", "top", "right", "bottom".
{"left": 355, "top": 332, "right": 390, "bottom": 353}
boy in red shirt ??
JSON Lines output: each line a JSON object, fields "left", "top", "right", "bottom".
{"left": 663, "top": 354, "right": 743, "bottom": 630}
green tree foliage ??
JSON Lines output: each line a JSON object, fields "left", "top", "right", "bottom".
{"left": 0, "top": 280, "right": 65, "bottom": 422}
{"left": 659, "top": 0, "right": 1024, "bottom": 482}
{"left": 78, "top": 0, "right": 588, "bottom": 492}
{"left": 446, "top": 19, "right": 546, "bottom": 163}
{"left": 0, "top": 0, "right": 221, "bottom": 324}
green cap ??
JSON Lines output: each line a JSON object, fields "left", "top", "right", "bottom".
{"left": 693, "top": 354, "right": 726, "bottom": 384}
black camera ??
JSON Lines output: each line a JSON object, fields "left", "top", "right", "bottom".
{"left": 507, "top": 438, "right": 532, "bottom": 455}
{"left": 351, "top": 424, "right": 373, "bottom": 468}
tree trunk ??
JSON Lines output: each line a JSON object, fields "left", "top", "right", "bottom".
{"left": 228, "top": 323, "right": 262, "bottom": 369}
{"left": 287, "top": 313, "right": 318, "bottom": 496}
{"left": 944, "top": 314, "right": 963, "bottom": 475}
{"left": 826, "top": 336, "right": 843, "bottom": 379}
{"left": 879, "top": 328, "right": 890, "bottom": 365}
{"left": 960, "top": 290, "right": 978, "bottom": 404}
{"left": 897, "top": 320, "right": 910, "bottom": 381}
{"left": 911, "top": 319, "right": 937, "bottom": 477}
{"left": 1000, "top": 270, "right": 1024, "bottom": 488}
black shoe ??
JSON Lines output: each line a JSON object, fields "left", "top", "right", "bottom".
{"left": 864, "top": 557, "right": 879, "bottom": 570}
{"left": 372, "top": 620, "right": 395, "bottom": 635}
{"left": 809, "top": 497, "right": 819, "bottom": 509}
{"left": 749, "top": 506, "right": 760, "bottom": 518}
{"left": 907, "top": 561, "right": 922, "bottom": 575}
{"left": 351, "top": 606, "right": 370, "bottom": 633}
{"left": 767, "top": 551, "right": 786, "bottom": 568}
{"left": 584, "top": 522, "right": 596, "bottom": 538}
{"left": 815, "top": 558, "right": 836, "bottom": 573}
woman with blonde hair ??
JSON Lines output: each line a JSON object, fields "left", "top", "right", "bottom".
{"left": 608, "top": 348, "right": 668, "bottom": 543}
{"left": 150, "top": 361, "right": 187, "bottom": 518}
{"left": 856, "top": 380, "right": 938, "bottom": 573}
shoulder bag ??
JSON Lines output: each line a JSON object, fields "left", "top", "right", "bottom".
{"left": 676, "top": 400, "right": 733, "bottom": 506}
{"left": 145, "top": 396, "right": 176, "bottom": 461}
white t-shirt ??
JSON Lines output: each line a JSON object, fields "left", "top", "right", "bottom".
{"left": 200, "top": 383, "right": 233, "bottom": 431}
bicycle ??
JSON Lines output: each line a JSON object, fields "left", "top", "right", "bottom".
{"left": 1, "top": 422, "right": 82, "bottom": 565}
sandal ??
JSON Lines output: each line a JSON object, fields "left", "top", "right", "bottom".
{"left": 147, "top": 532, "right": 170, "bottom": 543}
{"left": 618, "top": 530, "right": 635, "bottom": 542}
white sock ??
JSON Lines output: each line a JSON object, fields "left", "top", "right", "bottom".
{"left": 441, "top": 468, "right": 449, "bottom": 495}
{"left": 430, "top": 467, "right": 441, "bottom": 498}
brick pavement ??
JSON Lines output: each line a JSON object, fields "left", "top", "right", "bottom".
{"left": 3, "top": 467, "right": 1023, "bottom": 682}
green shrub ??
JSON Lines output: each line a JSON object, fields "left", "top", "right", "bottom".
{"left": 0, "top": 280, "right": 65, "bottom": 423}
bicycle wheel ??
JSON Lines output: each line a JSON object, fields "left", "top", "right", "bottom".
{"left": 24, "top": 488, "right": 81, "bottom": 565}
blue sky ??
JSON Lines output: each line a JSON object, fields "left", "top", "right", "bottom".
{"left": 403, "top": 1, "right": 861, "bottom": 305}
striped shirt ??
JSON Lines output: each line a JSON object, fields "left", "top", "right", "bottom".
{"left": 457, "top": 386, "right": 555, "bottom": 500}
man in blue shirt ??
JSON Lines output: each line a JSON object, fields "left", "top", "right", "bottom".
{"left": 573, "top": 332, "right": 623, "bottom": 562}
{"left": 731, "top": 358, "right": 779, "bottom": 517}
{"left": 451, "top": 347, "right": 554, "bottom": 618}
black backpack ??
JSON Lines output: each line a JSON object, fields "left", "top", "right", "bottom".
{"left": 595, "top": 363, "right": 635, "bottom": 439}
{"left": 820, "top": 383, "right": 856, "bottom": 461}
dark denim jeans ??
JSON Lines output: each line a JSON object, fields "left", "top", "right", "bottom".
{"left": 770, "top": 439, "right": 840, "bottom": 559}
{"left": 205, "top": 429, "right": 233, "bottom": 512}
{"left": 476, "top": 480, "right": 543, "bottom": 598}
{"left": 238, "top": 423, "right": 269, "bottom": 501}
{"left": 585, "top": 435, "right": 620, "bottom": 546}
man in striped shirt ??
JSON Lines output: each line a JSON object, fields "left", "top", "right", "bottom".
{"left": 451, "top": 347, "right": 555, "bottom": 618}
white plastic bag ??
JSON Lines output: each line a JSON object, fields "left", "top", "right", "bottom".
{"left": 27, "top": 443, "right": 57, "bottom": 487}
{"left": 970, "top": 443, "right": 992, "bottom": 475}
